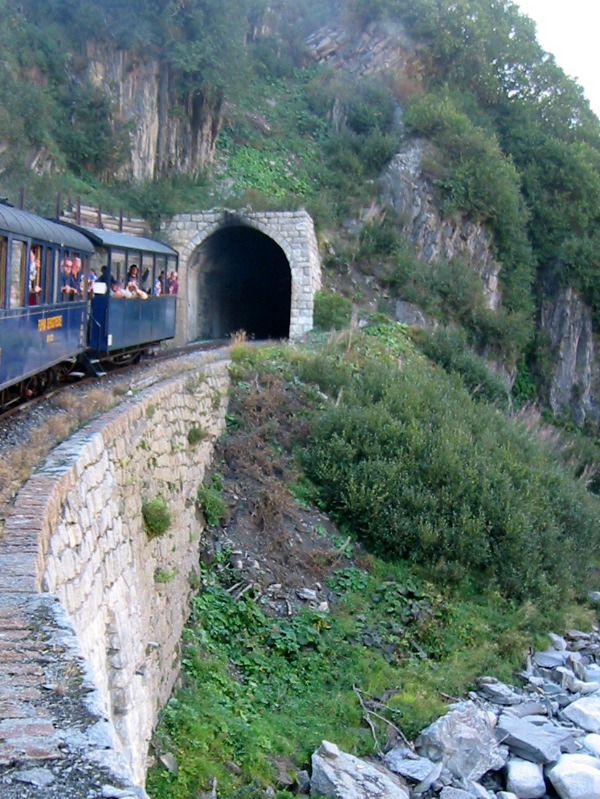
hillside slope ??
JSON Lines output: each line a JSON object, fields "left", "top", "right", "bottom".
{"left": 1, "top": 0, "right": 600, "bottom": 423}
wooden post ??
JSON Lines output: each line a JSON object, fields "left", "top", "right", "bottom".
{"left": 55, "top": 192, "right": 62, "bottom": 219}
{"left": 76, "top": 197, "right": 81, "bottom": 225}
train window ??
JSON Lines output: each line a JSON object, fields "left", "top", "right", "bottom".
{"left": 142, "top": 254, "right": 153, "bottom": 293}
{"left": 0, "top": 236, "right": 6, "bottom": 309}
{"left": 44, "top": 247, "right": 55, "bottom": 304}
{"left": 111, "top": 251, "right": 126, "bottom": 283}
{"left": 9, "top": 240, "right": 26, "bottom": 308}
{"left": 155, "top": 255, "right": 166, "bottom": 295}
{"left": 29, "top": 245, "right": 42, "bottom": 305}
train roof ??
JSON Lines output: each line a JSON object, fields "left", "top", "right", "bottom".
{"left": 0, "top": 204, "right": 95, "bottom": 252}
{"left": 68, "top": 225, "right": 178, "bottom": 257}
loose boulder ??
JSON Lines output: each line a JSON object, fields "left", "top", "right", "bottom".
{"left": 311, "top": 741, "right": 409, "bottom": 799}
{"left": 505, "top": 758, "right": 546, "bottom": 798}
{"left": 416, "top": 702, "right": 506, "bottom": 781}
{"left": 546, "top": 753, "right": 600, "bottom": 799}
{"left": 561, "top": 696, "right": 600, "bottom": 734}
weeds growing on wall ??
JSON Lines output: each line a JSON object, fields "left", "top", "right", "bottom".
{"left": 197, "top": 476, "right": 227, "bottom": 527}
{"left": 142, "top": 497, "right": 172, "bottom": 539}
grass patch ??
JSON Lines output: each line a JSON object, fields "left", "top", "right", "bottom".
{"left": 187, "top": 426, "right": 206, "bottom": 446}
{"left": 147, "top": 558, "right": 574, "bottom": 798}
{"left": 143, "top": 497, "right": 172, "bottom": 538}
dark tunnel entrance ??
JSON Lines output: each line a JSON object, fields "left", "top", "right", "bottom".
{"left": 192, "top": 224, "right": 292, "bottom": 340}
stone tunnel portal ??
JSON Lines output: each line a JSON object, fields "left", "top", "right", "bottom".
{"left": 191, "top": 224, "right": 292, "bottom": 340}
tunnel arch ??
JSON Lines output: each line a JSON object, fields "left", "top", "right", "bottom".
{"left": 165, "top": 209, "right": 321, "bottom": 345}
{"left": 188, "top": 222, "right": 292, "bottom": 341}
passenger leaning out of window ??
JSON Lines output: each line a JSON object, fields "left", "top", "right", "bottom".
{"left": 28, "top": 248, "right": 41, "bottom": 304}
{"left": 60, "top": 258, "right": 78, "bottom": 301}
{"left": 126, "top": 264, "right": 148, "bottom": 299}
{"left": 168, "top": 271, "right": 179, "bottom": 295}
{"left": 72, "top": 256, "right": 83, "bottom": 295}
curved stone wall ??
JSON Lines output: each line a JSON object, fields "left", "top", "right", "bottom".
{"left": 0, "top": 352, "right": 230, "bottom": 791}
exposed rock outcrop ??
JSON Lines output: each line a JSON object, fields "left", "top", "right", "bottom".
{"left": 306, "top": 21, "right": 416, "bottom": 78}
{"left": 86, "top": 43, "right": 222, "bottom": 180}
{"left": 380, "top": 141, "right": 502, "bottom": 311}
{"left": 539, "top": 277, "right": 598, "bottom": 425}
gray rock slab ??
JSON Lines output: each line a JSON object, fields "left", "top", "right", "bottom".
{"left": 496, "top": 715, "right": 562, "bottom": 763}
{"left": 561, "top": 696, "right": 600, "bottom": 734}
{"left": 439, "top": 789, "right": 473, "bottom": 799}
{"left": 383, "top": 748, "right": 436, "bottom": 782}
{"left": 14, "top": 769, "right": 56, "bottom": 788}
{"left": 506, "top": 758, "right": 546, "bottom": 799}
{"left": 416, "top": 701, "right": 506, "bottom": 782}
{"left": 478, "top": 678, "right": 523, "bottom": 706}
{"left": 584, "top": 664, "right": 600, "bottom": 683}
{"left": 534, "top": 651, "right": 569, "bottom": 668}
{"left": 509, "top": 702, "right": 549, "bottom": 719}
{"left": 546, "top": 753, "right": 600, "bottom": 799}
{"left": 583, "top": 734, "right": 600, "bottom": 758}
{"left": 549, "top": 633, "right": 568, "bottom": 651}
{"left": 311, "top": 741, "right": 409, "bottom": 799}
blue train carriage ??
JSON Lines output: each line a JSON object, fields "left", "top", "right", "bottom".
{"left": 70, "top": 227, "right": 178, "bottom": 367}
{"left": 0, "top": 203, "right": 94, "bottom": 406}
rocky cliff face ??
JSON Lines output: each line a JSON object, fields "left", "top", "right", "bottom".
{"left": 86, "top": 42, "right": 222, "bottom": 180}
{"left": 381, "top": 142, "right": 600, "bottom": 423}
{"left": 308, "top": 21, "right": 600, "bottom": 424}
{"left": 540, "top": 279, "right": 599, "bottom": 425}
{"left": 380, "top": 140, "right": 502, "bottom": 311}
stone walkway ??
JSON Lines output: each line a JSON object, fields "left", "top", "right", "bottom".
{"left": 0, "top": 592, "right": 146, "bottom": 798}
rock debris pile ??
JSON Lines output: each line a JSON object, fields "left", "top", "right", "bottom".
{"left": 306, "top": 627, "right": 600, "bottom": 799}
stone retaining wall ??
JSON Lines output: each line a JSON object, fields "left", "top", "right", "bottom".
{"left": 0, "top": 352, "right": 230, "bottom": 793}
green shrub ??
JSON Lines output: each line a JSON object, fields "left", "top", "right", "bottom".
{"left": 313, "top": 290, "right": 352, "bottom": 331}
{"left": 302, "top": 349, "right": 600, "bottom": 601}
{"left": 188, "top": 426, "right": 206, "bottom": 445}
{"left": 155, "top": 568, "right": 177, "bottom": 583}
{"left": 197, "top": 480, "right": 227, "bottom": 527}
{"left": 417, "top": 326, "right": 508, "bottom": 406}
{"left": 142, "top": 496, "right": 172, "bottom": 539}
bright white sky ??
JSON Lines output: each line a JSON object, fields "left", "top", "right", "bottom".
{"left": 515, "top": 0, "right": 600, "bottom": 118}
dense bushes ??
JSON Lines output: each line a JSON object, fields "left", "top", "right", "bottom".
{"left": 299, "top": 345, "right": 600, "bottom": 601}
{"left": 416, "top": 326, "right": 508, "bottom": 406}
{"left": 384, "top": 247, "right": 530, "bottom": 362}
{"left": 313, "top": 290, "right": 353, "bottom": 330}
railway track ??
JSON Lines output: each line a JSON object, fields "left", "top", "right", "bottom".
{"left": 0, "top": 338, "right": 230, "bottom": 425}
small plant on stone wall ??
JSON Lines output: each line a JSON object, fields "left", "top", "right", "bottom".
{"left": 155, "top": 567, "right": 177, "bottom": 584}
{"left": 197, "top": 475, "right": 227, "bottom": 527}
{"left": 187, "top": 425, "right": 207, "bottom": 446}
{"left": 142, "top": 496, "right": 172, "bottom": 539}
